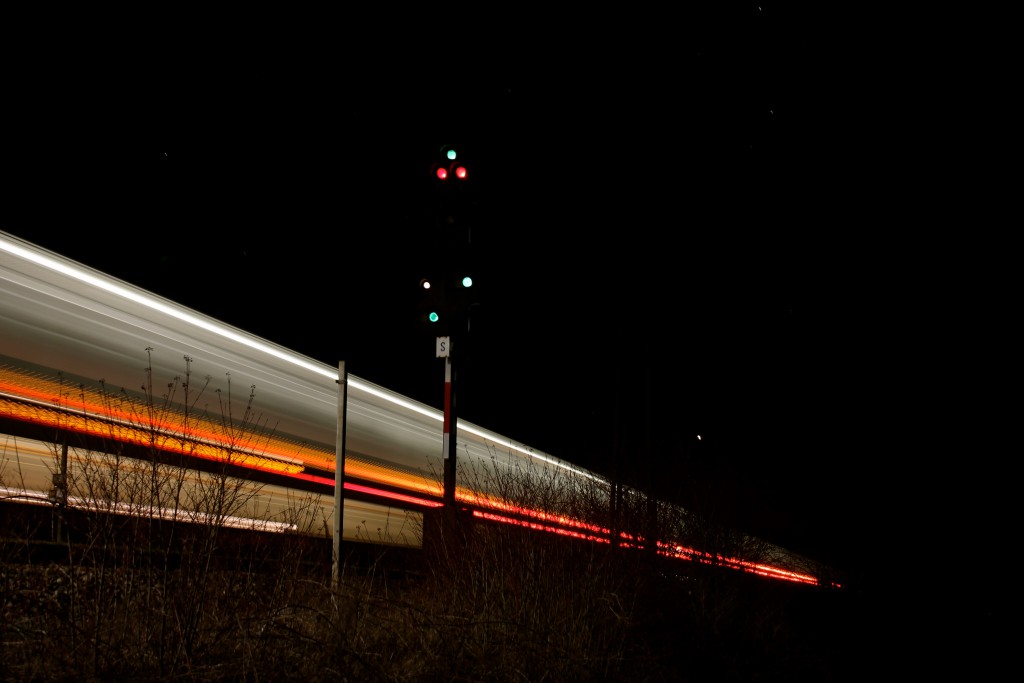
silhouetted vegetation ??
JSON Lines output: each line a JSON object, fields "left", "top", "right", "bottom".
{"left": 1, "top": 357, "right": 871, "bottom": 682}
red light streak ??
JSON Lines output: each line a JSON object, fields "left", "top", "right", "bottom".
{"left": 344, "top": 482, "right": 443, "bottom": 508}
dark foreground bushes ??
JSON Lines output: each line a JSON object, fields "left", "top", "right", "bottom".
{"left": 1, "top": 503, "right": 871, "bottom": 683}
{"left": 1, "top": 357, "right": 873, "bottom": 680}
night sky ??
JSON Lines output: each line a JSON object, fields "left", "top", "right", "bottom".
{"left": 3, "top": 6, "right": 1011, "bottom": 602}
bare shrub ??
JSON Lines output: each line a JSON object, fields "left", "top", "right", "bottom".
{"left": 0, "top": 352, "right": 334, "bottom": 681}
{"left": 1, "top": 354, "right": 857, "bottom": 682}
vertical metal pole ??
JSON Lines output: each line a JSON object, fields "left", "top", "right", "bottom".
{"left": 333, "top": 361, "right": 348, "bottom": 588}
{"left": 443, "top": 342, "right": 457, "bottom": 507}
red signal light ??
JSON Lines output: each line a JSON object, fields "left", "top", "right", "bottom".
{"left": 432, "top": 146, "right": 469, "bottom": 182}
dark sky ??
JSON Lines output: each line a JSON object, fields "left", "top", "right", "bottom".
{"left": 3, "top": 6, "right": 1011, "bottom": 593}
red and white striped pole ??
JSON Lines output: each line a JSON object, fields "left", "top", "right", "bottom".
{"left": 440, "top": 336, "right": 457, "bottom": 507}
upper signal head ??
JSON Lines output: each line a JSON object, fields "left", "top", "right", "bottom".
{"left": 434, "top": 144, "right": 469, "bottom": 182}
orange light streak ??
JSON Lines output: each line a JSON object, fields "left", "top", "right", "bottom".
{"left": 1, "top": 366, "right": 320, "bottom": 469}
{"left": 1, "top": 396, "right": 304, "bottom": 474}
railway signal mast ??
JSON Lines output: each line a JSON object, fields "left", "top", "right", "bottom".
{"left": 421, "top": 143, "right": 477, "bottom": 508}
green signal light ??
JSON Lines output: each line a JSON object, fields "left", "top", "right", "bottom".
{"left": 461, "top": 276, "right": 473, "bottom": 288}
{"left": 428, "top": 311, "right": 440, "bottom": 323}
{"left": 446, "top": 149, "right": 457, "bottom": 160}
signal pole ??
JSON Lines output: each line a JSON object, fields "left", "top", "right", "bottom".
{"left": 438, "top": 336, "right": 458, "bottom": 507}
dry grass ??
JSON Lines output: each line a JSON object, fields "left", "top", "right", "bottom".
{"left": 1, "top": 356, "right": 862, "bottom": 682}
